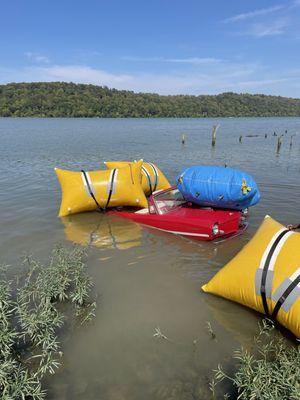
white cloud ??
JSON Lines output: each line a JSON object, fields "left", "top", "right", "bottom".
{"left": 0, "top": 60, "right": 260, "bottom": 94}
{"left": 224, "top": 2, "right": 299, "bottom": 38}
{"left": 223, "top": 5, "right": 284, "bottom": 23}
{"left": 1, "top": 62, "right": 300, "bottom": 97}
{"left": 231, "top": 77, "right": 293, "bottom": 88}
{"left": 25, "top": 52, "right": 50, "bottom": 63}
{"left": 121, "top": 56, "right": 162, "bottom": 62}
{"left": 247, "top": 18, "right": 289, "bottom": 37}
{"left": 122, "top": 56, "right": 221, "bottom": 65}
{"left": 38, "top": 65, "right": 132, "bottom": 84}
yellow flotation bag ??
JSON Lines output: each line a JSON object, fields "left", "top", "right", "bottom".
{"left": 104, "top": 161, "right": 171, "bottom": 196}
{"left": 202, "top": 216, "right": 300, "bottom": 338}
{"left": 55, "top": 159, "right": 148, "bottom": 217}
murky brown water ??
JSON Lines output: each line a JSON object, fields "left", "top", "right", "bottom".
{"left": 1, "top": 117, "right": 300, "bottom": 399}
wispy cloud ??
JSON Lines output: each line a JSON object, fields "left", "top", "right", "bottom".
{"left": 223, "top": 5, "right": 284, "bottom": 23}
{"left": 232, "top": 77, "right": 294, "bottom": 88}
{"left": 122, "top": 56, "right": 221, "bottom": 65}
{"left": 247, "top": 18, "right": 289, "bottom": 37}
{"left": 2, "top": 61, "right": 300, "bottom": 97}
{"left": 159, "top": 57, "right": 221, "bottom": 65}
{"left": 36, "top": 65, "right": 132, "bottom": 84}
{"left": 223, "top": 2, "right": 298, "bottom": 38}
{"left": 25, "top": 52, "right": 50, "bottom": 63}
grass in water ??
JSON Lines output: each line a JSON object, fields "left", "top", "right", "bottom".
{"left": 0, "top": 245, "right": 96, "bottom": 399}
{"left": 212, "top": 319, "right": 300, "bottom": 400}
{"left": 206, "top": 321, "right": 216, "bottom": 340}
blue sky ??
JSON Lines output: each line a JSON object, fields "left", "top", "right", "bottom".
{"left": 1, "top": 0, "right": 300, "bottom": 96}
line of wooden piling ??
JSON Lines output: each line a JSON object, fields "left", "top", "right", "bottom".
{"left": 179, "top": 126, "right": 297, "bottom": 154}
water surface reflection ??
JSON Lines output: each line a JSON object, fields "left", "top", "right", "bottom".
{"left": 62, "top": 213, "right": 143, "bottom": 251}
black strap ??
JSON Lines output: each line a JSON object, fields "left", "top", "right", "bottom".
{"left": 142, "top": 167, "right": 153, "bottom": 195}
{"left": 271, "top": 274, "right": 300, "bottom": 320}
{"left": 105, "top": 168, "right": 117, "bottom": 209}
{"left": 148, "top": 180, "right": 153, "bottom": 195}
{"left": 149, "top": 163, "right": 158, "bottom": 192}
{"left": 81, "top": 170, "right": 104, "bottom": 212}
{"left": 260, "top": 229, "right": 289, "bottom": 316}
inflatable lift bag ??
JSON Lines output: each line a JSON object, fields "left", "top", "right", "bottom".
{"left": 55, "top": 160, "right": 148, "bottom": 217}
{"left": 105, "top": 161, "right": 171, "bottom": 196}
{"left": 177, "top": 166, "right": 260, "bottom": 210}
{"left": 202, "top": 216, "right": 300, "bottom": 339}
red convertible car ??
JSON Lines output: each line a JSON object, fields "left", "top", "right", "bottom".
{"left": 110, "top": 187, "right": 248, "bottom": 241}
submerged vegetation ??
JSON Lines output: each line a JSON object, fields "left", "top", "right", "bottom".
{"left": 212, "top": 320, "right": 300, "bottom": 400}
{"left": 1, "top": 245, "right": 300, "bottom": 400}
{"left": 0, "top": 246, "right": 96, "bottom": 399}
{"left": 1, "top": 82, "right": 300, "bottom": 117}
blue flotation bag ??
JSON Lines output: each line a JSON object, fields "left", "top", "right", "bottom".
{"left": 177, "top": 166, "right": 260, "bottom": 210}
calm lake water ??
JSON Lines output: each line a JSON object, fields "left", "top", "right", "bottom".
{"left": 1, "top": 117, "right": 300, "bottom": 399}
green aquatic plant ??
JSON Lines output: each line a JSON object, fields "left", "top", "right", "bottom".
{"left": 0, "top": 246, "right": 96, "bottom": 399}
{"left": 153, "top": 326, "right": 169, "bottom": 341}
{"left": 212, "top": 320, "right": 300, "bottom": 400}
{"left": 206, "top": 321, "right": 216, "bottom": 340}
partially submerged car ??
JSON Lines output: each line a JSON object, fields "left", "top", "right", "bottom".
{"left": 110, "top": 187, "right": 248, "bottom": 241}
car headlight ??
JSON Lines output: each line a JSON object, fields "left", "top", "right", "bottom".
{"left": 212, "top": 223, "right": 219, "bottom": 236}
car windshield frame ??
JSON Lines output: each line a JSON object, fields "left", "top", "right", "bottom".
{"left": 152, "top": 187, "right": 187, "bottom": 215}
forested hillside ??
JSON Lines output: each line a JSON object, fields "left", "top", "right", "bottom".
{"left": 1, "top": 82, "right": 300, "bottom": 117}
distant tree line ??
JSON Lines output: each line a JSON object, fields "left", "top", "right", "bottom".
{"left": 0, "top": 82, "right": 300, "bottom": 117}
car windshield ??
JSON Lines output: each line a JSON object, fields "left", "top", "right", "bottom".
{"left": 153, "top": 188, "right": 186, "bottom": 214}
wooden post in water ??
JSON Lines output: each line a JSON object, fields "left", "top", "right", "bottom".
{"left": 265, "top": 133, "right": 267, "bottom": 139}
{"left": 181, "top": 133, "right": 186, "bottom": 145}
{"left": 211, "top": 124, "right": 220, "bottom": 147}
{"left": 239, "top": 135, "right": 242, "bottom": 143}
{"left": 277, "top": 135, "right": 283, "bottom": 154}
{"left": 290, "top": 134, "right": 296, "bottom": 148}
